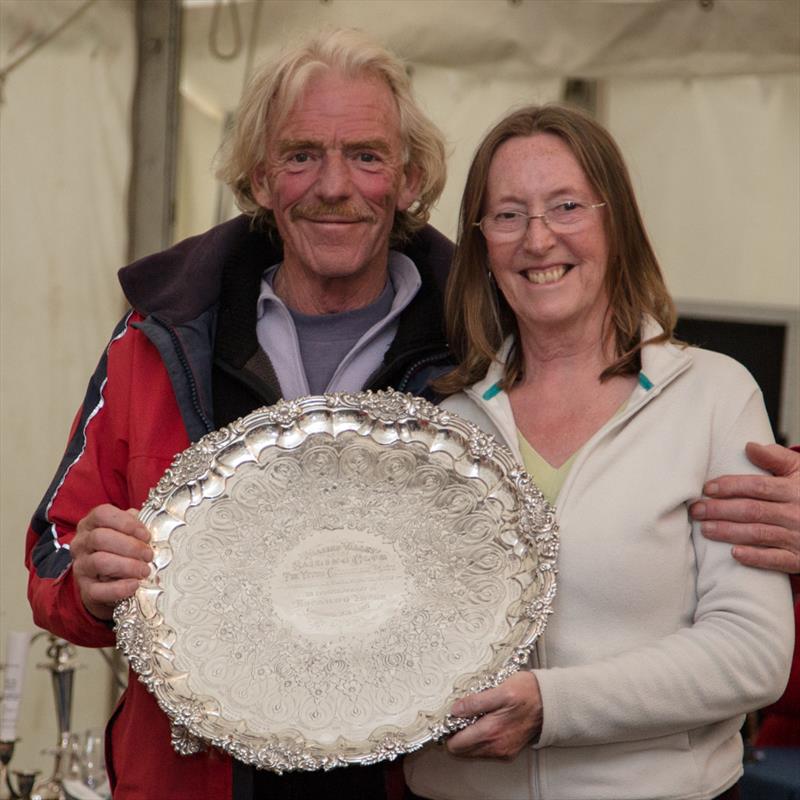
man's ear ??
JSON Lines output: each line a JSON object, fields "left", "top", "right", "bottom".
{"left": 397, "top": 165, "right": 423, "bottom": 212}
{"left": 250, "top": 165, "right": 272, "bottom": 209}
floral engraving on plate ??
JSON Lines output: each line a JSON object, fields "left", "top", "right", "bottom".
{"left": 115, "top": 391, "right": 558, "bottom": 771}
{"left": 164, "top": 434, "right": 513, "bottom": 745}
{"left": 332, "top": 388, "right": 450, "bottom": 426}
{"left": 261, "top": 399, "right": 303, "bottom": 428}
{"left": 467, "top": 427, "right": 496, "bottom": 461}
{"left": 148, "top": 419, "right": 249, "bottom": 506}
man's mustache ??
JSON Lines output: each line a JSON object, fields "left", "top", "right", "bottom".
{"left": 290, "top": 203, "right": 377, "bottom": 224}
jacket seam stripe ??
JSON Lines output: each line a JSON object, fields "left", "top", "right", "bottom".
{"left": 37, "top": 312, "right": 133, "bottom": 560}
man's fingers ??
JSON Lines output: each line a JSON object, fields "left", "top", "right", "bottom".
{"left": 72, "top": 527, "right": 153, "bottom": 565}
{"left": 73, "top": 551, "right": 149, "bottom": 621}
{"left": 745, "top": 442, "right": 800, "bottom": 478}
{"left": 71, "top": 505, "right": 151, "bottom": 619}
{"left": 700, "top": 520, "right": 797, "bottom": 550}
{"left": 730, "top": 544, "right": 800, "bottom": 574}
{"left": 700, "top": 519, "right": 800, "bottom": 574}
{"left": 692, "top": 447, "right": 800, "bottom": 575}
{"left": 90, "top": 527, "right": 153, "bottom": 561}
{"left": 81, "top": 504, "right": 150, "bottom": 542}
{"left": 85, "top": 578, "right": 143, "bottom": 606}
{"left": 701, "top": 474, "right": 795, "bottom": 504}
{"left": 691, "top": 496, "right": 797, "bottom": 530}
{"left": 94, "top": 551, "right": 152, "bottom": 581}
{"left": 73, "top": 503, "right": 152, "bottom": 561}
{"left": 75, "top": 551, "right": 151, "bottom": 582}
{"left": 699, "top": 443, "right": 799, "bottom": 503}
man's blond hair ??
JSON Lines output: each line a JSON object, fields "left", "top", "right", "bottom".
{"left": 216, "top": 28, "right": 447, "bottom": 244}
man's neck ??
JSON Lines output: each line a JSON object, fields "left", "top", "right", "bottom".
{"left": 273, "top": 263, "right": 390, "bottom": 315}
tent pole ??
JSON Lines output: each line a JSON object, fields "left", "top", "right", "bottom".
{"left": 127, "top": 0, "right": 182, "bottom": 263}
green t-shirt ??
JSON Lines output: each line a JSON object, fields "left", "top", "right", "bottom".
{"left": 516, "top": 400, "right": 629, "bottom": 505}
{"left": 517, "top": 432, "right": 579, "bottom": 506}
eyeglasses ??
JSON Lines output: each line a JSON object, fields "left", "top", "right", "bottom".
{"left": 474, "top": 201, "right": 606, "bottom": 241}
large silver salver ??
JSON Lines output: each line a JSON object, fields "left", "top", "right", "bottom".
{"left": 114, "top": 390, "right": 558, "bottom": 772}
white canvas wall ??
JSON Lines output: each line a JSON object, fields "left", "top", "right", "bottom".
{"left": 607, "top": 73, "right": 800, "bottom": 309}
{"left": 0, "top": 0, "right": 135, "bottom": 774}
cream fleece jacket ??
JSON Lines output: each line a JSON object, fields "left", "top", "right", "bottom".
{"left": 405, "top": 320, "right": 793, "bottom": 800}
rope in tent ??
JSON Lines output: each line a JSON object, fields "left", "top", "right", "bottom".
{"left": 0, "top": 0, "right": 99, "bottom": 103}
{"left": 212, "top": 0, "right": 265, "bottom": 225}
{"left": 209, "top": 0, "right": 243, "bottom": 61}
{"left": 240, "top": 0, "right": 264, "bottom": 92}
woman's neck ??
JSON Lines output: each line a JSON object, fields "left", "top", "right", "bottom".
{"left": 516, "top": 314, "right": 615, "bottom": 389}
{"left": 509, "top": 319, "right": 635, "bottom": 468}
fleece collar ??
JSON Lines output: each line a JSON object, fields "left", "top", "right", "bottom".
{"left": 469, "top": 317, "right": 692, "bottom": 410}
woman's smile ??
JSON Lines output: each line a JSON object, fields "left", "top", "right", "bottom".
{"left": 522, "top": 264, "right": 575, "bottom": 284}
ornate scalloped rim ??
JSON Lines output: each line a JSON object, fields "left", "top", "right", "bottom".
{"left": 114, "top": 389, "right": 558, "bottom": 772}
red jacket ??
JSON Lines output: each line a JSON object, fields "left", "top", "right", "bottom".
{"left": 25, "top": 217, "right": 454, "bottom": 799}
{"left": 755, "top": 446, "right": 800, "bottom": 746}
{"left": 26, "top": 310, "right": 223, "bottom": 798}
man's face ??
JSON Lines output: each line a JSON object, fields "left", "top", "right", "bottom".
{"left": 251, "top": 70, "right": 419, "bottom": 311}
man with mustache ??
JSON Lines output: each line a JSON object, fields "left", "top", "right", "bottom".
{"left": 24, "top": 27, "right": 800, "bottom": 800}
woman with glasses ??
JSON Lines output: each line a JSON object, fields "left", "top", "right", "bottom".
{"left": 403, "top": 105, "right": 793, "bottom": 800}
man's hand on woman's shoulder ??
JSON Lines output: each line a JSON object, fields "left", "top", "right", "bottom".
{"left": 691, "top": 442, "right": 800, "bottom": 574}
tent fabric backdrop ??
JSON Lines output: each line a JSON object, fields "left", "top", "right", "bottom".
{"left": 0, "top": 0, "right": 135, "bottom": 771}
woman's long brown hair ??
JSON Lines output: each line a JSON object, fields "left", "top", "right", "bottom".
{"left": 436, "top": 104, "right": 676, "bottom": 395}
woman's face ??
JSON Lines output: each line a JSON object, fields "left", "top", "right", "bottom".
{"left": 483, "top": 133, "right": 611, "bottom": 341}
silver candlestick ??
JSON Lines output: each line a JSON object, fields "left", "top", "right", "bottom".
{"left": 31, "top": 637, "right": 79, "bottom": 800}
{"left": 0, "top": 656, "right": 18, "bottom": 800}
{"left": 0, "top": 739, "right": 17, "bottom": 800}
{"left": 8, "top": 770, "right": 39, "bottom": 800}
{"left": 0, "top": 741, "right": 40, "bottom": 800}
